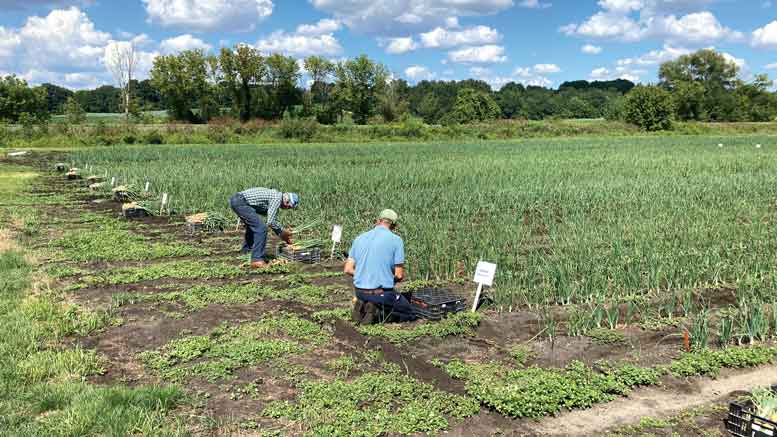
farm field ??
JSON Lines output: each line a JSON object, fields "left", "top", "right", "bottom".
{"left": 2, "top": 136, "right": 777, "bottom": 436}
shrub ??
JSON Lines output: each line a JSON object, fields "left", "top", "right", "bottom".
{"left": 623, "top": 85, "right": 674, "bottom": 131}
{"left": 278, "top": 118, "right": 318, "bottom": 142}
{"left": 143, "top": 130, "right": 164, "bottom": 145}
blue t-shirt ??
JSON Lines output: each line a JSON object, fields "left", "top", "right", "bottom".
{"left": 348, "top": 226, "right": 405, "bottom": 289}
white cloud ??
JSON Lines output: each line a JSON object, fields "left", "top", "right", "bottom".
{"left": 616, "top": 44, "right": 690, "bottom": 66}
{"left": 16, "top": 7, "right": 111, "bottom": 70}
{"left": 445, "top": 17, "right": 460, "bottom": 28}
{"left": 309, "top": 0, "right": 514, "bottom": 34}
{"left": 159, "top": 34, "right": 212, "bottom": 54}
{"left": 562, "top": 1, "right": 743, "bottom": 44}
{"left": 589, "top": 65, "right": 643, "bottom": 82}
{"left": 656, "top": 12, "right": 743, "bottom": 43}
{"left": 752, "top": 21, "right": 777, "bottom": 48}
{"left": 383, "top": 37, "right": 418, "bottom": 54}
{"left": 533, "top": 63, "right": 561, "bottom": 74}
{"left": 256, "top": 31, "right": 343, "bottom": 56}
{"left": 519, "top": 0, "right": 551, "bottom": 8}
{"left": 142, "top": 0, "right": 274, "bottom": 32}
{"left": 589, "top": 67, "right": 611, "bottom": 80}
{"left": 0, "top": 27, "right": 21, "bottom": 59}
{"left": 448, "top": 45, "right": 507, "bottom": 63}
{"left": 405, "top": 65, "right": 435, "bottom": 81}
{"left": 0, "top": 7, "right": 162, "bottom": 90}
{"left": 582, "top": 44, "right": 602, "bottom": 54}
{"left": 297, "top": 18, "right": 341, "bottom": 35}
{"left": 765, "top": 62, "right": 777, "bottom": 69}
{"left": 420, "top": 25, "right": 501, "bottom": 48}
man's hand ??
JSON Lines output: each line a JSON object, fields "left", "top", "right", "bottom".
{"left": 280, "top": 229, "right": 293, "bottom": 244}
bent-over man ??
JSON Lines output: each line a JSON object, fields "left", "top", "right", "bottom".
{"left": 344, "top": 209, "right": 415, "bottom": 324}
{"left": 230, "top": 187, "right": 298, "bottom": 269}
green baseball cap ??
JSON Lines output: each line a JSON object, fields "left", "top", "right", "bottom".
{"left": 379, "top": 209, "right": 399, "bottom": 224}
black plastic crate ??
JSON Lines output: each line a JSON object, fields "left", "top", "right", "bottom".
{"left": 725, "top": 386, "right": 777, "bottom": 437}
{"left": 409, "top": 288, "right": 466, "bottom": 321}
{"left": 123, "top": 207, "right": 149, "bottom": 219}
{"left": 276, "top": 243, "right": 321, "bottom": 264}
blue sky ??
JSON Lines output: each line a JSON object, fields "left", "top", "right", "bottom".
{"left": 1, "top": 0, "right": 776, "bottom": 90}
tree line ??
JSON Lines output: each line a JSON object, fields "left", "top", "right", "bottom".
{"left": 1, "top": 48, "right": 775, "bottom": 129}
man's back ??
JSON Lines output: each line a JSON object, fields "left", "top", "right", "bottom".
{"left": 349, "top": 226, "right": 404, "bottom": 290}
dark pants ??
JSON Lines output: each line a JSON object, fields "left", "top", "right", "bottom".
{"left": 230, "top": 193, "right": 268, "bottom": 262}
{"left": 356, "top": 289, "right": 416, "bottom": 322}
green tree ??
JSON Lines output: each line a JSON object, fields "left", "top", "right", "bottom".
{"left": 623, "top": 85, "right": 674, "bottom": 131}
{"left": 0, "top": 75, "right": 48, "bottom": 122}
{"left": 40, "top": 83, "right": 74, "bottom": 114}
{"left": 417, "top": 93, "right": 442, "bottom": 124}
{"left": 64, "top": 96, "right": 87, "bottom": 125}
{"left": 333, "top": 55, "right": 389, "bottom": 125}
{"left": 441, "top": 88, "right": 501, "bottom": 125}
{"left": 495, "top": 82, "right": 526, "bottom": 119}
{"left": 379, "top": 79, "right": 409, "bottom": 122}
{"left": 303, "top": 56, "right": 337, "bottom": 124}
{"left": 659, "top": 49, "right": 740, "bottom": 121}
{"left": 264, "top": 53, "right": 301, "bottom": 119}
{"left": 219, "top": 45, "right": 265, "bottom": 122}
{"left": 150, "top": 50, "right": 209, "bottom": 122}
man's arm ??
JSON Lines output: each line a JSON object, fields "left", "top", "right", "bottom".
{"left": 393, "top": 238, "right": 405, "bottom": 283}
{"left": 266, "top": 192, "right": 284, "bottom": 236}
{"left": 393, "top": 264, "right": 405, "bottom": 283}
{"left": 344, "top": 258, "right": 356, "bottom": 276}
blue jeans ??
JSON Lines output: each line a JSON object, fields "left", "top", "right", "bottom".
{"left": 230, "top": 193, "right": 268, "bottom": 262}
{"left": 356, "top": 289, "right": 416, "bottom": 322}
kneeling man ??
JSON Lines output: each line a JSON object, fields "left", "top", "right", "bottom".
{"left": 344, "top": 209, "right": 414, "bottom": 324}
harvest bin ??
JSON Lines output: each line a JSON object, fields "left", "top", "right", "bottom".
{"left": 725, "top": 386, "right": 777, "bottom": 437}
{"left": 409, "top": 288, "right": 466, "bottom": 321}
{"left": 276, "top": 243, "right": 321, "bottom": 264}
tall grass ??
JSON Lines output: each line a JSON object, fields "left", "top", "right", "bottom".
{"left": 71, "top": 135, "right": 777, "bottom": 306}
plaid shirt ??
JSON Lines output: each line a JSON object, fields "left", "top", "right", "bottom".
{"left": 240, "top": 187, "right": 284, "bottom": 235}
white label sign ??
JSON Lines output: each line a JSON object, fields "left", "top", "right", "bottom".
{"left": 110, "top": 177, "right": 116, "bottom": 187}
{"left": 161, "top": 192, "right": 168, "bottom": 206}
{"left": 144, "top": 181, "right": 150, "bottom": 192}
{"left": 331, "top": 225, "right": 343, "bottom": 243}
{"left": 473, "top": 261, "right": 497, "bottom": 287}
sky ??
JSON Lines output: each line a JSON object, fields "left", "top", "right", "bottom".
{"left": 0, "top": 0, "right": 776, "bottom": 90}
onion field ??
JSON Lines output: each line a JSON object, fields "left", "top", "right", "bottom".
{"left": 72, "top": 135, "right": 777, "bottom": 307}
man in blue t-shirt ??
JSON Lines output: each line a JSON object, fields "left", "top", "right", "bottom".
{"left": 344, "top": 209, "right": 415, "bottom": 324}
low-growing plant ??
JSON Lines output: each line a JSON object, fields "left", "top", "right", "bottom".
{"left": 263, "top": 367, "right": 479, "bottom": 435}
{"left": 668, "top": 346, "right": 777, "bottom": 377}
{"left": 358, "top": 312, "right": 482, "bottom": 344}
{"left": 139, "top": 314, "right": 331, "bottom": 382}
{"left": 587, "top": 328, "right": 627, "bottom": 345}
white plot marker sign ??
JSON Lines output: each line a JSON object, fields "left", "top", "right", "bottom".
{"left": 144, "top": 181, "right": 150, "bottom": 192}
{"left": 330, "top": 224, "right": 343, "bottom": 258}
{"left": 160, "top": 193, "right": 168, "bottom": 215}
{"left": 472, "top": 261, "right": 497, "bottom": 312}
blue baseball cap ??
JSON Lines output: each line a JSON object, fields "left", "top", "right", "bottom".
{"left": 285, "top": 192, "right": 299, "bottom": 208}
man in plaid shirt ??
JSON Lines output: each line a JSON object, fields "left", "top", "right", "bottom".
{"left": 229, "top": 187, "right": 299, "bottom": 268}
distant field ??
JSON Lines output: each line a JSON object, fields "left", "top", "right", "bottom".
{"left": 71, "top": 135, "right": 777, "bottom": 306}
{"left": 50, "top": 111, "right": 168, "bottom": 124}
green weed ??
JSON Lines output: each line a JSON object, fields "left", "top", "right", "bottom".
{"left": 264, "top": 366, "right": 479, "bottom": 436}
{"left": 358, "top": 312, "right": 482, "bottom": 344}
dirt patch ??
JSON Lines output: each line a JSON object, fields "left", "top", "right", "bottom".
{"left": 533, "top": 364, "right": 777, "bottom": 436}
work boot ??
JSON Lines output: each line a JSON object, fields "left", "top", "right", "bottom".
{"left": 351, "top": 298, "right": 365, "bottom": 324}
{"left": 361, "top": 302, "right": 378, "bottom": 325}
{"left": 250, "top": 260, "right": 268, "bottom": 269}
